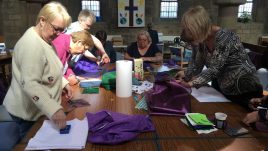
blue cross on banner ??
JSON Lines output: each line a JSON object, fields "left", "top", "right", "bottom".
{"left": 118, "top": 0, "right": 145, "bottom": 27}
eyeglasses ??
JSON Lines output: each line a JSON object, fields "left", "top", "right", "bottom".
{"left": 47, "top": 21, "right": 66, "bottom": 33}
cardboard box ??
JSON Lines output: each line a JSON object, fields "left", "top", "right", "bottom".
{"left": 112, "top": 37, "right": 123, "bottom": 46}
{"left": 134, "top": 58, "right": 144, "bottom": 80}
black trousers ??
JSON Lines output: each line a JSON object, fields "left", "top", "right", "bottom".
{"left": 212, "top": 79, "right": 263, "bottom": 110}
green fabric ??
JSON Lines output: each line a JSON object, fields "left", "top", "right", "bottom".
{"left": 188, "top": 113, "right": 213, "bottom": 126}
{"left": 82, "top": 87, "right": 99, "bottom": 94}
{"left": 101, "top": 84, "right": 116, "bottom": 90}
{"left": 132, "top": 77, "right": 141, "bottom": 85}
{"left": 101, "top": 71, "right": 116, "bottom": 90}
{"left": 168, "top": 69, "right": 179, "bottom": 77}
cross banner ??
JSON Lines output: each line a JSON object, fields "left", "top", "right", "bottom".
{"left": 118, "top": 0, "right": 145, "bottom": 27}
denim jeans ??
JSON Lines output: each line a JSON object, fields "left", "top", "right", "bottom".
{"left": 9, "top": 114, "right": 35, "bottom": 140}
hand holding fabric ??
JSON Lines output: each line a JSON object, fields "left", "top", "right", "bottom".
{"left": 63, "top": 83, "right": 73, "bottom": 100}
{"left": 101, "top": 53, "right": 110, "bottom": 64}
{"left": 175, "top": 71, "right": 185, "bottom": 81}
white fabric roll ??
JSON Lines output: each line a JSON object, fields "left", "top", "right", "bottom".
{"left": 116, "top": 60, "right": 132, "bottom": 97}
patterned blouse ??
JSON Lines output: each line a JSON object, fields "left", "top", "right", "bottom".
{"left": 184, "top": 29, "right": 262, "bottom": 95}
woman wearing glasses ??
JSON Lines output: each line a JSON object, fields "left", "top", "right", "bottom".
{"left": 175, "top": 6, "right": 263, "bottom": 109}
{"left": 52, "top": 30, "right": 94, "bottom": 85}
{"left": 3, "top": 2, "right": 72, "bottom": 140}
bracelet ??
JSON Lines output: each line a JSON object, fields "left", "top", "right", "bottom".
{"left": 258, "top": 109, "right": 267, "bottom": 122}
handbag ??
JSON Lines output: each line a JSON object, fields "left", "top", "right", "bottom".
{"left": 146, "top": 80, "right": 191, "bottom": 116}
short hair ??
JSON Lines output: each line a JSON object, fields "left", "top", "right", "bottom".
{"left": 78, "top": 9, "right": 96, "bottom": 24}
{"left": 95, "top": 30, "right": 107, "bottom": 42}
{"left": 36, "top": 2, "right": 72, "bottom": 28}
{"left": 181, "top": 5, "right": 211, "bottom": 42}
{"left": 136, "top": 30, "right": 152, "bottom": 43}
{"left": 71, "top": 30, "right": 94, "bottom": 49}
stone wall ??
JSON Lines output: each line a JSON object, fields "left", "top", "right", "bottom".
{"left": 0, "top": 0, "right": 267, "bottom": 48}
{"left": 236, "top": 22, "right": 264, "bottom": 44}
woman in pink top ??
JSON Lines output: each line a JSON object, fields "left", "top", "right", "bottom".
{"left": 52, "top": 30, "right": 94, "bottom": 85}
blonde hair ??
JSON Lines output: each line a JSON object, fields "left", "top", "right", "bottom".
{"left": 181, "top": 5, "right": 211, "bottom": 42}
{"left": 71, "top": 30, "right": 94, "bottom": 49}
{"left": 36, "top": 2, "right": 72, "bottom": 28}
{"left": 78, "top": 9, "right": 96, "bottom": 24}
{"left": 136, "top": 30, "right": 152, "bottom": 43}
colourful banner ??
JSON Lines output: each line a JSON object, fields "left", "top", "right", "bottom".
{"left": 118, "top": 0, "right": 145, "bottom": 27}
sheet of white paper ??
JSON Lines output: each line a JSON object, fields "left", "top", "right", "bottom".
{"left": 191, "top": 86, "right": 230, "bottom": 102}
{"left": 132, "top": 80, "right": 154, "bottom": 94}
{"left": 25, "top": 118, "right": 88, "bottom": 150}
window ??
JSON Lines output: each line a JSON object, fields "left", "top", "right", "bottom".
{"left": 160, "top": 0, "right": 178, "bottom": 18}
{"left": 238, "top": 0, "right": 253, "bottom": 17}
{"left": 81, "top": 0, "right": 100, "bottom": 21}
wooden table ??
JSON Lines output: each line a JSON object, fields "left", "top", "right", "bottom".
{"left": 13, "top": 64, "right": 268, "bottom": 151}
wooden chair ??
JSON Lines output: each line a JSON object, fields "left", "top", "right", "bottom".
{"left": 169, "top": 46, "right": 191, "bottom": 69}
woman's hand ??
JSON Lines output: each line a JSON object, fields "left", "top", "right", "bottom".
{"left": 175, "top": 79, "right": 193, "bottom": 88}
{"left": 67, "top": 74, "right": 80, "bottom": 86}
{"left": 248, "top": 98, "right": 263, "bottom": 111}
{"left": 63, "top": 84, "right": 73, "bottom": 100}
{"left": 175, "top": 71, "right": 185, "bottom": 81}
{"left": 51, "top": 109, "right": 67, "bottom": 129}
{"left": 243, "top": 111, "right": 259, "bottom": 126}
{"left": 101, "top": 53, "right": 110, "bottom": 64}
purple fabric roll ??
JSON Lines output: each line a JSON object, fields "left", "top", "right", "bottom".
{"left": 86, "top": 110, "right": 155, "bottom": 145}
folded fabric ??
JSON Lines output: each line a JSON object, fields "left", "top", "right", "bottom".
{"left": 82, "top": 87, "right": 99, "bottom": 94}
{"left": 86, "top": 110, "right": 155, "bottom": 145}
{"left": 101, "top": 71, "right": 116, "bottom": 90}
{"left": 73, "top": 56, "right": 102, "bottom": 78}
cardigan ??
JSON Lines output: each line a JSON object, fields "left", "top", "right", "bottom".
{"left": 3, "top": 27, "right": 68, "bottom": 121}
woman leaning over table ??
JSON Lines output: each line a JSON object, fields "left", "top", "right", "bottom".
{"left": 124, "top": 30, "right": 163, "bottom": 63}
{"left": 3, "top": 2, "right": 72, "bottom": 140}
{"left": 175, "top": 5, "right": 263, "bottom": 109}
{"left": 52, "top": 30, "right": 94, "bottom": 85}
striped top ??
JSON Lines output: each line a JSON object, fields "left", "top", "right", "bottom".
{"left": 184, "top": 28, "right": 261, "bottom": 95}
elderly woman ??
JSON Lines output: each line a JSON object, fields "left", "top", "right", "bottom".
{"left": 124, "top": 30, "right": 163, "bottom": 63}
{"left": 176, "top": 5, "right": 263, "bottom": 109}
{"left": 52, "top": 30, "right": 94, "bottom": 85}
{"left": 3, "top": 2, "right": 72, "bottom": 140}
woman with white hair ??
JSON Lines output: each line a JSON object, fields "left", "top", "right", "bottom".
{"left": 3, "top": 2, "right": 72, "bottom": 140}
{"left": 124, "top": 30, "right": 163, "bottom": 63}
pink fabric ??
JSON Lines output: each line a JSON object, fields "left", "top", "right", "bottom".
{"left": 52, "top": 34, "right": 73, "bottom": 77}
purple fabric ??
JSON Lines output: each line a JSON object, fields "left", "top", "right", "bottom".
{"left": 73, "top": 56, "right": 102, "bottom": 77}
{"left": 255, "top": 121, "right": 268, "bottom": 132}
{"left": 146, "top": 80, "right": 191, "bottom": 116}
{"left": 86, "top": 110, "right": 155, "bottom": 145}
